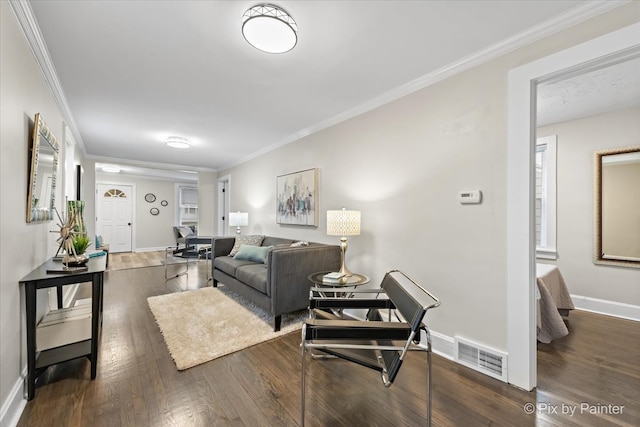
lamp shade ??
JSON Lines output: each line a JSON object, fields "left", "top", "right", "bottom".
{"left": 229, "top": 212, "right": 249, "bottom": 227}
{"left": 327, "top": 209, "right": 361, "bottom": 236}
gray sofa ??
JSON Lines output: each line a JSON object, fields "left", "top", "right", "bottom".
{"left": 211, "top": 236, "right": 341, "bottom": 331}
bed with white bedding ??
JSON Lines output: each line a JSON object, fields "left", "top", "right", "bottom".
{"left": 536, "top": 263, "right": 575, "bottom": 343}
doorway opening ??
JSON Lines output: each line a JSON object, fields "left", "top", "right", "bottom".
{"left": 507, "top": 22, "right": 640, "bottom": 391}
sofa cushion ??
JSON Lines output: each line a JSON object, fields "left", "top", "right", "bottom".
{"left": 234, "top": 245, "right": 273, "bottom": 263}
{"left": 262, "top": 236, "right": 295, "bottom": 247}
{"left": 229, "top": 235, "right": 265, "bottom": 256}
{"left": 214, "top": 256, "right": 255, "bottom": 277}
{"left": 235, "top": 264, "right": 269, "bottom": 295}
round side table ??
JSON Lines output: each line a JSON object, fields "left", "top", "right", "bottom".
{"left": 307, "top": 271, "right": 370, "bottom": 301}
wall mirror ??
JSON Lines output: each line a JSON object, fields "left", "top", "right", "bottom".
{"left": 594, "top": 146, "right": 640, "bottom": 268}
{"left": 27, "top": 113, "right": 59, "bottom": 223}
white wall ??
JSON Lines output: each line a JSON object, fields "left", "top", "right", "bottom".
{"left": 2, "top": 1, "right": 639, "bottom": 423}
{"left": 219, "top": 7, "right": 640, "bottom": 357}
{"left": 0, "top": 2, "right": 75, "bottom": 422}
{"left": 198, "top": 171, "right": 218, "bottom": 236}
{"left": 538, "top": 107, "right": 640, "bottom": 305}
{"left": 95, "top": 173, "right": 196, "bottom": 250}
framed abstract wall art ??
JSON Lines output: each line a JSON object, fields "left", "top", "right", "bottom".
{"left": 276, "top": 168, "right": 318, "bottom": 226}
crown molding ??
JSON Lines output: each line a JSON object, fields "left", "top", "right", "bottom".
{"left": 9, "top": 0, "right": 629, "bottom": 170}
{"left": 9, "top": 0, "right": 86, "bottom": 155}
{"left": 88, "top": 154, "right": 217, "bottom": 173}
{"left": 222, "top": 0, "right": 630, "bottom": 170}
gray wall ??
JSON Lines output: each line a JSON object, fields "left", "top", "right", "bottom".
{"left": 95, "top": 173, "right": 197, "bottom": 250}
{"left": 2, "top": 0, "right": 639, "bottom": 422}
{"left": 218, "top": 8, "right": 640, "bottom": 354}
{"left": 198, "top": 171, "right": 218, "bottom": 236}
{"left": 1, "top": 0, "right": 75, "bottom": 416}
{"left": 538, "top": 107, "right": 640, "bottom": 305}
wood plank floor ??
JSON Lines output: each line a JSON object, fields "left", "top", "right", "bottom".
{"left": 107, "top": 250, "right": 167, "bottom": 271}
{"left": 17, "top": 262, "right": 640, "bottom": 426}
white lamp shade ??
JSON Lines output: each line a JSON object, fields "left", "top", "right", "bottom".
{"left": 229, "top": 212, "right": 249, "bottom": 227}
{"left": 327, "top": 209, "right": 361, "bottom": 236}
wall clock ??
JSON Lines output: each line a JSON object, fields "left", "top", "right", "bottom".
{"left": 150, "top": 208, "right": 159, "bottom": 216}
{"left": 145, "top": 193, "right": 156, "bottom": 203}
{"left": 161, "top": 200, "right": 168, "bottom": 207}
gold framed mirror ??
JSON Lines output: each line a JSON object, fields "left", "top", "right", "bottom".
{"left": 26, "top": 113, "right": 59, "bottom": 223}
{"left": 594, "top": 146, "right": 640, "bottom": 268}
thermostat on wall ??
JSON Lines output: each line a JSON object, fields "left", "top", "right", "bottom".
{"left": 459, "top": 190, "right": 482, "bottom": 204}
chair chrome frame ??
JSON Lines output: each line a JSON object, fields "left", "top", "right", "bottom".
{"left": 164, "top": 245, "right": 195, "bottom": 280}
{"left": 300, "top": 269, "right": 440, "bottom": 426}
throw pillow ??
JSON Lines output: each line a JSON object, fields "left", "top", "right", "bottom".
{"left": 233, "top": 245, "right": 273, "bottom": 263}
{"left": 228, "top": 235, "right": 264, "bottom": 256}
{"left": 290, "top": 240, "right": 309, "bottom": 247}
{"left": 95, "top": 235, "right": 104, "bottom": 248}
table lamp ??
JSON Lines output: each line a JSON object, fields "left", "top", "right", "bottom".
{"left": 229, "top": 212, "right": 248, "bottom": 234}
{"left": 326, "top": 208, "right": 361, "bottom": 277}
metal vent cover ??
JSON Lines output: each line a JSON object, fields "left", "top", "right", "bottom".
{"left": 455, "top": 337, "right": 508, "bottom": 382}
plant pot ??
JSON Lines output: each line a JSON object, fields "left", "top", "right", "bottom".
{"left": 63, "top": 253, "right": 89, "bottom": 266}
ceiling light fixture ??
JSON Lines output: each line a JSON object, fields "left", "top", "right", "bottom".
{"left": 165, "top": 136, "right": 190, "bottom": 149}
{"left": 242, "top": 4, "right": 297, "bottom": 54}
{"left": 102, "top": 166, "right": 121, "bottom": 173}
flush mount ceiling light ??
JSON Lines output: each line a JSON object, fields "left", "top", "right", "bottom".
{"left": 242, "top": 4, "right": 297, "bottom": 54}
{"left": 165, "top": 136, "right": 190, "bottom": 149}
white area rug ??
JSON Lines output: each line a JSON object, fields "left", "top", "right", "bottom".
{"left": 147, "top": 286, "right": 305, "bottom": 370}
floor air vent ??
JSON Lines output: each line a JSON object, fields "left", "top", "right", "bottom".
{"left": 454, "top": 337, "right": 508, "bottom": 382}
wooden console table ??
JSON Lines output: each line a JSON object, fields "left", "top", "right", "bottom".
{"left": 19, "top": 256, "right": 106, "bottom": 400}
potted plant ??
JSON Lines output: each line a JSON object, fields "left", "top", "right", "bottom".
{"left": 63, "top": 234, "right": 91, "bottom": 266}
{"left": 72, "top": 234, "right": 91, "bottom": 255}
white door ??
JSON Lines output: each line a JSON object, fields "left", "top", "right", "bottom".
{"left": 96, "top": 184, "right": 133, "bottom": 253}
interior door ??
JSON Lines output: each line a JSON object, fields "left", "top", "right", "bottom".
{"left": 96, "top": 183, "right": 133, "bottom": 253}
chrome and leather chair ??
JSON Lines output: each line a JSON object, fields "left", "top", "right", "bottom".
{"left": 300, "top": 269, "right": 440, "bottom": 426}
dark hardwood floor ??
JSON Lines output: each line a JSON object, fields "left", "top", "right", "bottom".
{"left": 17, "top": 262, "right": 640, "bottom": 426}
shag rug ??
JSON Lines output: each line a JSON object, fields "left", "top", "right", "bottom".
{"left": 147, "top": 286, "right": 306, "bottom": 370}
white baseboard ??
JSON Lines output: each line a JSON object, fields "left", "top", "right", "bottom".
{"left": 0, "top": 367, "right": 27, "bottom": 427}
{"left": 431, "top": 331, "right": 455, "bottom": 360}
{"left": 571, "top": 294, "right": 640, "bottom": 322}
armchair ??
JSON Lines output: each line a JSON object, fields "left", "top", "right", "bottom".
{"left": 300, "top": 270, "right": 440, "bottom": 426}
{"left": 172, "top": 225, "right": 197, "bottom": 255}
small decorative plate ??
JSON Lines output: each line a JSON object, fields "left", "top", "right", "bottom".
{"left": 161, "top": 200, "right": 168, "bottom": 207}
{"left": 150, "top": 207, "right": 159, "bottom": 216}
{"left": 145, "top": 193, "right": 156, "bottom": 203}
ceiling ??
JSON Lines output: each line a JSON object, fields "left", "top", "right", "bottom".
{"left": 27, "top": 1, "right": 635, "bottom": 179}
{"left": 537, "top": 55, "right": 640, "bottom": 127}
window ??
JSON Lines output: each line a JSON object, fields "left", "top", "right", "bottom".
{"left": 535, "top": 135, "right": 557, "bottom": 259}
{"left": 177, "top": 185, "right": 198, "bottom": 227}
